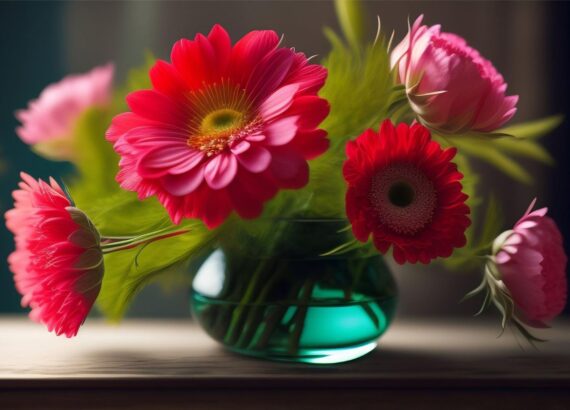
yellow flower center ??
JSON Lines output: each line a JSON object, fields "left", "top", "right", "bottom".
{"left": 200, "top": 108, "right": 245, "bottom": 136}
{"left": 187, "top": 80, "right": 258, "bottom": 156}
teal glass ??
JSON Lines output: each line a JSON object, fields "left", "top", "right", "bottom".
{"left": 190, "top": 219, "right": 397, "bottom": 364}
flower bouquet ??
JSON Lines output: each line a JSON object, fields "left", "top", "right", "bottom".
{"left": 5, "top": 1, "right": 567, "bottom": 363}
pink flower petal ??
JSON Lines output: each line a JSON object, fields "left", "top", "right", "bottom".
{"left": 236, "top": 145, "right": 272, "bottom": 173}
{"left": 269, "top": 147, "right": 309, "bottom": 188}
{"left": 230, "top": 140, "right": 251, "bottom": 155}
{"left": 245, "top": 133, "right": 266, "bottom": 142}
{"left": 161, "top": 165, "right": 205, "bottom": 196}
{"left": 168, "top": 150, "right": 205, "bottom": 175}
{"left": 246, "top": 48, "right": 295, "bottom": 104}
{"left": 260, "top": 84, "right": 299, "bottom": 122}
{"left": 264, "top": 116, "right": 299, "bottom": 146}
{"left": 137, "top": 144, "right": 193, "bottom": 178}
{"left": 204, "top": 153, "right": 238, "bottom": 189}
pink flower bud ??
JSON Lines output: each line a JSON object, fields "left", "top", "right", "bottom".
{"left": 16, "top": 64, "right": 114, "bottom": 161}
{"left": 391, "top": 16, "right": 518, "bottom": 135}
{"left": 493, "top": 200, "right": 567, "bottom": 325}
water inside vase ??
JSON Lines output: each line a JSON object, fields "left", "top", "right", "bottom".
{"left": 191, "top": 288, "right": 396, "bottom": 364}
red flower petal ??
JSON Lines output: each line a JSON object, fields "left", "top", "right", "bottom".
{"left": 127, "top": 90, "right": 187, "bottom": 126}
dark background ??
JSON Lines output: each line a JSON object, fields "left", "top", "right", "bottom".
{"left": 0, "top": 1, "right": 568, "bottom": 319}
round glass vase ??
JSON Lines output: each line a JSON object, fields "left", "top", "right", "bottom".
{"left": 190, "top": 219, "right": 397, "bottom": 364}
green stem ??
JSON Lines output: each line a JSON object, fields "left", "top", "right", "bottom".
{"left": 254, "top": 305, "right": 288, "bottom": 350}
{"left": 101, "top": 227, "right": 190, "bottom": 254}
{"left": 288, "top": 278, "right": 316, "bottom": 355}
{"left": 223, "top": 258, "right": 272, "bottom": 345}
{"left": 334, "top": 0, "right": 368, "bottom": 49}
{"left": 236, "top": 262, "right": 290, "bottom": 349}
{"left": 255, "top": 278, "right": 307, "bottom": 350}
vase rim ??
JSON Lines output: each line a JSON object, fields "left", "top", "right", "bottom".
{"left": 252, "top": 217, "right": 349, "bottom": 223}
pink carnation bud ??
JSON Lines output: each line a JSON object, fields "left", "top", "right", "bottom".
{"left": 5, "top": 173, "right": 104, "bottom": 337}
{"left": 492, "top": 199, "right": 567, "bottom": 326}
{"left": 16, "top": 63, "right": 114, "bottom": 161}
{"left": 391, "top": 15, "right": 518, "bottom": 135}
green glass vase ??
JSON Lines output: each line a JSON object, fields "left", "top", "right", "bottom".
{"left": 190, "top": 219, "right": 397, "bottom": 364}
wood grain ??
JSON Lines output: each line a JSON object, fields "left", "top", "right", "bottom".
{"left": 0, "top": 317, "right": 569, "bottom": 409}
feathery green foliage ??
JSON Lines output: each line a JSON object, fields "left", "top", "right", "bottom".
{"left": 290, "top": 30, "right": 397, "bottom": 218}
{"left": 319, "top": 29, "right": 394, "bottom": 150}
{"left": 334, "top": 0, "right": 369, "bottom": 49}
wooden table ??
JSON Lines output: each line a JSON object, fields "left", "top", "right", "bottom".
{"left": 0, "top": 317, "right": 569, "bottom": 409}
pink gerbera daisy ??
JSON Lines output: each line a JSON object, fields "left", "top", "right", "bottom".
{"left": 5, "top": 173, "right": 104, "bottom": 337}
{"left": 107, "top": 25, "right": 329, "bottom": 228}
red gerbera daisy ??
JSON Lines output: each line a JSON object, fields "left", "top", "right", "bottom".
{"left": 343, "top": 120, "right": 471, "bottom": 264}
{"left": 107, "top": 25, "right": 329, "bottom": 228}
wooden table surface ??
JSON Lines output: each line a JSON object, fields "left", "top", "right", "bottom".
{"left": 0, "top": 316, "right": 569, "bottom": 409}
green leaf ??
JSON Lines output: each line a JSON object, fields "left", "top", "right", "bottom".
{"left": 75, "top": 190, "right": 171, "bottom": 236}
{"left": 97, "top": 218, "right": 216, "bottom": 321}
{"left": 497, "top": 115, "right": 563, "bottom": 140}
{"left": 69, "top": 108, "right": 120, "bottom": 203}
{"left": 478, "top": 195, "right": 504, "bottom": 250}
{"left": 491, "top": 137, "right": 554, "bottom": 165}
{"left": 436, "top": 115, "right": 561, "bottom": 184}
{"left": 442, "top": 193, "right": 503, "bottom": 271}
{"left": 443, "top": 136, "right": 534, "bottom": 184}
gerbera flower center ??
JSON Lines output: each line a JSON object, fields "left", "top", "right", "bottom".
{"left": 369, "top": 164, "right": 437, "bottom": 235}
{"left": 388, "top": 182, "right": 416, "bottom": 207}
{"left": 187, "top": 80, "right": 259, "bottom": 157}
{"left": 200, "top": 108, "right": 244, "bottom": 135}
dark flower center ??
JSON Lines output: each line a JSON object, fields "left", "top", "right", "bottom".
{"left": 369, "top": 164, "right": 437, "bottom": 235}
{"left": 388, "top": 182, "right": 415, "bottom": 208}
